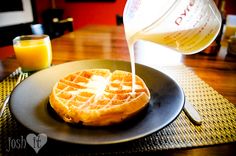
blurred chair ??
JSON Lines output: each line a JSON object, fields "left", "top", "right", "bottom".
{"left": 116, "top": 14, "right": 123, "bottom": 25}
{"left": 42, "top": 9, "right": 74, "bottom": 38}
{"left": 52, "top": 17, "right": 74, "bottom": 36}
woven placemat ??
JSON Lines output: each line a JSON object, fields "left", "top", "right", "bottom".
{"left": 0, "top": 65, "right": 235, "bottom": 155}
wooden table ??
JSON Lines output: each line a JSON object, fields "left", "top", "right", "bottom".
{"left": 0, "top": 25, "right": 235, "bottom": 155}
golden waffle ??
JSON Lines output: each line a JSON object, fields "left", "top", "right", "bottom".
{"left": 49, "top": 69, "right": 150, "bottom": 126}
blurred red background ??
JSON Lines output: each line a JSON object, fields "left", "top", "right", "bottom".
{"left": 35, "top": 0, "right": 127, "bottom": 29}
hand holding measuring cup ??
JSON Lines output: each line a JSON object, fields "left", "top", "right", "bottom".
{"left": 123, "top": 0, "right": 222, "bottom": 54}
{"left": 13, "top": 35, "right": 52, "bottom": 72}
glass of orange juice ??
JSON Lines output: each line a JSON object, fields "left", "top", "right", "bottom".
{"left": 13, "top": 35, "right": 52, "bottom": 72}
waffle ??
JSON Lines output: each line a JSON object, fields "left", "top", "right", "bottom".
{"left": 49, "top": 69, "right": 150, "bottom": 126}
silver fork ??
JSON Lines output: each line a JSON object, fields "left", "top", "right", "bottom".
{"left": 0, "top": 72, "right": 28, "bottom": 117}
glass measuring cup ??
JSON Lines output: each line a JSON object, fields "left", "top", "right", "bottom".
{"left": 123, "top": 0, "right": 222, "bottom": 54}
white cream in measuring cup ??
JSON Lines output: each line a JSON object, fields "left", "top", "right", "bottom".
{"left": 123, "top": 0, "right": 222, "bottom": 93}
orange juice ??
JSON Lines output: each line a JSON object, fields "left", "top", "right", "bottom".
{"left": 13, "top": 35, "right": 52, "bottom": 72}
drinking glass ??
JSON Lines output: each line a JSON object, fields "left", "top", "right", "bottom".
{"left": 13, "top": 35, "right": 52, "bottom": 72}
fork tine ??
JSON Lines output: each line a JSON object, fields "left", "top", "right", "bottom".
{"left": 9, "top": 67, "right": 22, "bottom": 78}
{"left": 15, "top": 72, "right": 28, "bottom": 87}
{"left": 23, "top": 73, "right": 28, "bottom": 80}
{"left": 15, "top": 72, "right": 28, "bottom": 86}
{"left": 15, "top": 73, "right": 23, "bottom": 85}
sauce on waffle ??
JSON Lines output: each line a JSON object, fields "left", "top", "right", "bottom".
{"left": 49, "top": 69, "right": 150, "bottom": 126}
